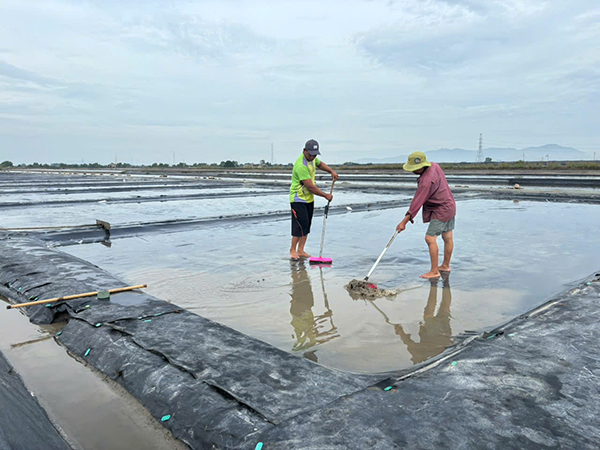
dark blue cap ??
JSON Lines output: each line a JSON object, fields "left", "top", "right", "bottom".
{"left": 304, "top": 139, "right": 320, "bottom": 155}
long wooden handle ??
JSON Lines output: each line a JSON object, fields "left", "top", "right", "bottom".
{"left": 328, "top": 179, "right": 336, "bottom": 195}
{"left": 6, "top": 284, "right": 147, "bottom": 309}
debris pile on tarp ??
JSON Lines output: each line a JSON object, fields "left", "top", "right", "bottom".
{"left": 345, "top": 279, "right": 399, "bottom": 299}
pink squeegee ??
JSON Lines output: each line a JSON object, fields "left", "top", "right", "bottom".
{"left": 309, "top": 256, "right": 332, "bottom": 265}
{"left": 309, "top": 181, "right": 335, "bottom": 266}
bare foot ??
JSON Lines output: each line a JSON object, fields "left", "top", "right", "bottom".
{"left": 290, "top": 251, "right": 300, "bottom": 261}
{"left": 438, "top": 265, "right": 451, "bottom": 272}
{"left": 298, "top": 251, "right": 311, "bottom": 258}
{"left": 420, "top": 271, "right": 441, "bottom": 279}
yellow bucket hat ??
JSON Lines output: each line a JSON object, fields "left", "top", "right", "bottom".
{"left": 403, "top": 151, "right": 432, "bottom": 172}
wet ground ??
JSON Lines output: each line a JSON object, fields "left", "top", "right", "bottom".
{"left": 1, "top": 169, "right": 599, "bottom": 448}
{"left": 2, "top": 171, "right": 599, "bottom": 373}
{"left": 63, "top": 198, "right": 600, "bottom": 373}
{"left": 0, "top": 173, "right": 408, "bottom": 228}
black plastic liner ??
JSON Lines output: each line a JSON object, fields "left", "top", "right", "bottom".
{"left": 0, "top": 237, "right": 179, "bottom": 324}
{"left": 0, "top": 350, "right": 71, "bottom": 450}
{"left": 0, "top": 236, "right": 383, "bottom": 449}
{"left": 2, "top": 235, "right": 600, "bottom": 449}
{"left": 257, "top": 273, "right": 600, "bottom": 449}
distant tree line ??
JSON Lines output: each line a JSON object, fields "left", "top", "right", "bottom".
{"left": 3, "top": 159, "right": 598, "bottom": 171}
{"left": 0, "top": 160, "right": 294, "bottom": 169}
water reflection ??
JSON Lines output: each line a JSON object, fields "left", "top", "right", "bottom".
{"left": 289, "top": 262, "right": 340, "bottom": 361}
{"left": 371, "top": 274, "right": 453, "bottom": 364}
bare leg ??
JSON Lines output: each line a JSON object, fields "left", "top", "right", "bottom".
{"left": 297, "top": 235, "right": 311, "bottom": 258}
{"left": 290, "top": 237, "right": 300, "bottom": 260}
{"left": 439, "top": 231, "right": 453, "bottom": 272}
{"left": 420, "top": 235, "right": 441, "bottom": 279}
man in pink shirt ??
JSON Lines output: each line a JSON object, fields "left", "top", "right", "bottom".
{"left": 396, "top": 151, "right": 456, "bottom": 279}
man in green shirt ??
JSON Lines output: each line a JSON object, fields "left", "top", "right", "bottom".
{"left": 290, "top": 139, "right": 338, "bottom": 261}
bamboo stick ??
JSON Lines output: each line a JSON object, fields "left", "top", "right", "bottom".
{"left": 6, "top": 285, "right": 147, "bottom": 309}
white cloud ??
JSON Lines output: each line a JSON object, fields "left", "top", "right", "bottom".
{"left": 0, "top": 0, "right": 597, "bottom": 163}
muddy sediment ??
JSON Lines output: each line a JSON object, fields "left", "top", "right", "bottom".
{"left": 345, "top": 279, "right": 399, "bottom": 299}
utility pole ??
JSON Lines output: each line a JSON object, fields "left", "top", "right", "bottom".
{"left": 173, "top": 151, "right": 176, "bottom": 166}
{"left": 271, "top": 143, "right": 275, "bottom": 165}
{"left": 476, "top": 133, "right": 483, "bottom": 162}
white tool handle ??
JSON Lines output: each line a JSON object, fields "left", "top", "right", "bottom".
{"left": 365, "top": 231, "right": 399, "bottom": 281}
{"left": 318, "top": 181, "right": 335, "bottom": 258}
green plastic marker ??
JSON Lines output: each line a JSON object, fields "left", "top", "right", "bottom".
{"left": 161, "top": 415, "right": 171, "bottom": 422}
{"left": 255, "top": 443, "right": 263, "bottom": 450}
{"left": 84, "top": 349, "right": 91, "bottom": 357}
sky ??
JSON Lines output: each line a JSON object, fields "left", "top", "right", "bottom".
{"left": 0, "top": 0, "right": 598, "bottom": 164}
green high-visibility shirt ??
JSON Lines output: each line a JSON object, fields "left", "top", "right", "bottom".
{"left": 289, "top": 153, "right": 321, "bottom": 203}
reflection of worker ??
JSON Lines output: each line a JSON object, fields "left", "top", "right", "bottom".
{"left": 289, "top": 263, "right": 340, "bottom": 360}
{"left": 289, "top": 139, "right": 338, "bottom": 261}
{"left": 371, "top": 275, "right": 452, "bottom": 365}
{"left": 289, "top": 263, "right": 318, "bottom": 352}
{"left": 396, "top": 152, "right": 456, "bottom": 279}
{"left": 394, "top": 276, "right": 453, "bottom": 364}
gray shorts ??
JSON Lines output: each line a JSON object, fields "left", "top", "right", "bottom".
{"left": 426, "top": 217, "right": 455, "bottom": 236}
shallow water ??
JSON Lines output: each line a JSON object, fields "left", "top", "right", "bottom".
{"left": 0, "top": 190, "right": 406, "bottom": 228}
{"left": 65, "top": 199, "right": 600, "bottom": 373}
{"left": 0, "top": 186, "right": 263, "bottom": 204}
{"left": 0, "top": 298, "right": 186, "bottom": 450}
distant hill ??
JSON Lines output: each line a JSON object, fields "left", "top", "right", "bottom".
{"left": 356, "top": 144, "right": 589, "bottom": 163}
